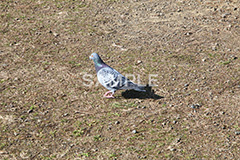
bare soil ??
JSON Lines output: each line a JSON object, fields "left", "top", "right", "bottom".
{"left": 0, "top": 0, "right": 240, "bottom": 159}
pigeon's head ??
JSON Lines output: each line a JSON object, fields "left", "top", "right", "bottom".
{"left": 89, "top": 53, "right": 99, "bottom": 60}
{"left": 89, "top": 53, "right": 104, "bottom": 65}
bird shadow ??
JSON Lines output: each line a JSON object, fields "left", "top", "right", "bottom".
{"left": 121, "top": 85, "right": 164, "bottom": 99}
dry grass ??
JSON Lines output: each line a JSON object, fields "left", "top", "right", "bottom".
{"left": 1, "top": 0, "right": 240, "bottom": 159}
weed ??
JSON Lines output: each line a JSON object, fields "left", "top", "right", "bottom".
{"left": 29, "top": 105, "right": 37, "bottom": 110}
{"left": 112, "top": 102, "right": 121, "bottom": 108}
{"left": 0, "top": 79, "right": 5, "bottom": 83}
{"left": 80, "top": 152, "right": 89, "bottom": 157}
{"left": 107, "top": 112, "right": 121, "bottom": 117}
{"left": 126, "top": 102, "right": 137, "bottom": 107}
{"left": 20, "top": 115, "right": 27, "bottom": 120}
{"left": 93, "top": 135, "right": 102, "bottom": 141}
{"left": 219, "top": 60, "right": 231, "bottom": 65}
{"left": 0, "top": 143, "right": 6, "bottom": 149}
{"left": 164, "top": 153, "right": 173, "bottom": 158}
{"left": 109, "top": 153, "right": 117, "bottom": 158}
{"left": 50, "top": 130, "right": 57, "bottom": 137}
{"left": 73, "top": 128, "right": 84, "bottom": 137}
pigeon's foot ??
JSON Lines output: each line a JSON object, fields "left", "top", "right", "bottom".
{"left": 104, "top": 91, "right": 115, "bottom": 98}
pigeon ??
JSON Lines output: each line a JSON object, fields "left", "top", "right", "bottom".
{"left": 89, "top": 53, "right": 146, "bottom": 98}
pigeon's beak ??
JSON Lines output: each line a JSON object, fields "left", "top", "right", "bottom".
{"left": 89, "top": 55, "right": 93, "bottom": 60}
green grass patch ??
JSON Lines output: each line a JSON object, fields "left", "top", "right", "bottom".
{"left": 219, "top": 60, "right": 231, "bottom": 65}
{"left": 93, "top": 135, "right": 102, "bottom": 141}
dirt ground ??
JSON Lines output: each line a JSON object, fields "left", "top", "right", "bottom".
{"left": 0, "top": 0, "right": 240, "bottom": 159}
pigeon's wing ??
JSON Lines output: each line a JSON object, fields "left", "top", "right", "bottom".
{"left": 97, "top": 67, "right": 127, "bottom": 91}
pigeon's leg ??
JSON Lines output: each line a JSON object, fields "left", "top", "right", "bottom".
{"left": 103, "top": 91, "right": 115, "bottom": 98}
{"left": 103, "top": 91, "right": 111, "bottom": 97}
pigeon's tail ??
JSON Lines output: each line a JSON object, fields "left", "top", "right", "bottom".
{"left": 121, "top": 81, "right": 146, "bottom": 92}
{"left": 133, "top": 84, "right": 146, "bottom": 92}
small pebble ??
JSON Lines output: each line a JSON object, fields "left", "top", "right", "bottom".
{"left": 63, "top": 113, "right": 69, "bottom": 117}
{"left": 28, "top": 109, "right": 33, "bottom": 113}
{"left": 2, "top": 64, "right": 8, "bottom": 67}
{"left": 53, "top": 32, "right": 59, "bottom": 37}
{"left": 188, "top": 113, "right": 193, "bottom": 117}
{"left": 205, "top": 112, "right": 210, "bottom": 116}
{"left": 190, "top": 105, "right": 196, "bottom": 109}
{"left": 185, "top": 32, "right": 192, "bottom": 36}
{"left": 189, "top": 104, "right": 201, "bottom": 109}
{"left": 176, "top": 137, "right": 181, "bottom": 143}
{"left": 136, "top": 60, "right": 142, "bottom": 64}
{"left": 212, "top": 46, "right": 217, "bottom": 51}
{"left": 222, "top": 13, "right": 227, "bottom": 18}
{"left": 235, "top": 131, "right": 240, "bottom": 135}
{"left": 132, "top": 130, "right": 137, "bottom": 134}
{"left": 158, "top": 13, "right": 164, "bottom": 16}
{"left": 43, "top": 110, "right": 49, "bottom": 115}
{"left": 220, "top": 111, "right": 225, "bottom": 115}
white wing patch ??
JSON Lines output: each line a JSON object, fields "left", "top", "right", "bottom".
{"left": 97, "top": 67, "right": 127, "bottom": 91}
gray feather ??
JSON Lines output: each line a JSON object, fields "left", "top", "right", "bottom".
{"left": 90, "top": 53, "right": 146, "bottom": 93}
{"left": 97, "top": 67, "right": 145, "bottom": 92}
